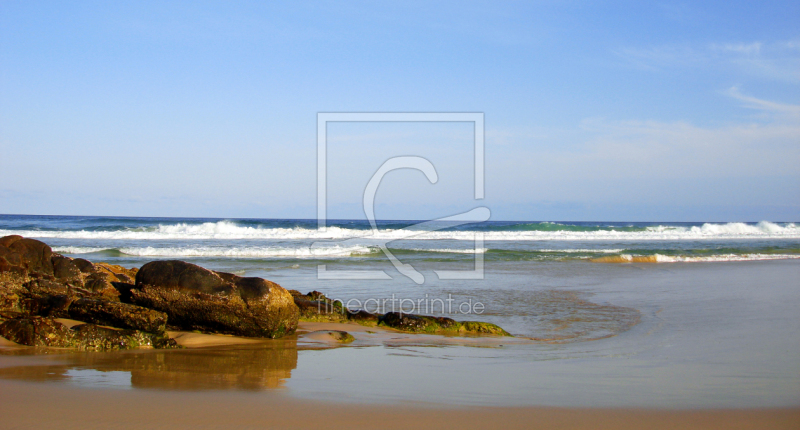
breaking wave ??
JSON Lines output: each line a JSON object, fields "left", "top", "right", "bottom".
{"left": 590, "top": 254, "right": 800, "bottom": 263}
{"left": 6, "top": 220, "right": 799, "bottom": 241}
{"left": 52, "top": 245, "right": 379, "bottom": 259}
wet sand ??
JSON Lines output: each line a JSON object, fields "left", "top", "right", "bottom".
{"left": 0, "top": 377, "right": 797, "bottom": 429}
{"left": 1, "top": 322, "right": 799, "bottom": 429}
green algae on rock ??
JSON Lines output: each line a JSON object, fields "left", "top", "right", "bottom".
{"left": 379, "top": 312, "right": 511, "bottom": 336}
{"left": 289, "top": 290, "right": 349, "bottom": 323}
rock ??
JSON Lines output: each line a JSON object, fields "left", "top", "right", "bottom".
{"left": 83, "top": 272, "right": 122, "bottom": 301}
{"left": 305, "top": 290, "right": 331, "bottom": 302}
{"left": 20, "top": 278, "right": 78, "bottom": 318}
{"left": 0, "top": 317, "right": 76, "bottom": 347}
{"left": 113, "top": 282, "right": 136, "bottom": 303}
{"left": 131, "top": 260, "right": 298, "bottom": 338}
{"left": 346, "top": 309, "right": 380, "bottom": 326}
{"left": 51, "top": 255, "right": 82, "bottom": 285}
{"left": 328, "top": 330, "right": 354, "bottom": 343}
{"left": 72, "top": 258, "right": 95, "bottom": 273}
{"left": 68, "top": 298, "right": 168, "bottom": 334}
{"left": 292, "top": 290, "right": 348, "bottom": 323}
{"left": 136, "top": 260, "right": 231, "bottom": 294}
{"left": 306, "top": 330, "right": 355, "bottom": 343}
{"left": 0, "top": 235, "right": 22, "bottom": 248}
{"left": 71, "top": 324, "right": 177, "bottom": 351}
{"left": 379, "top": 312, "right": 433, "bottom": 332}
{"left": 294, "top": 298, "right": 348, "bottom": 323}
{"left": 93, "top": 263, "right": 137, "bottom": 284}
{"left": 0, "top": 271, "right": 28, "bottom": 315}
{"left": 460, "top": 321, "right": 511, "bottom": 336}
{"left": 0, "top": 251, "right": 21, "bottom": 275}
{"left": 49, "top": 255, "right": 137, "bottom": 296}
{"left": 379, "top": 312, "right": 511, "bottom": 336}
{"left": 0, "top": 317, "right": 178, "bottom": 350}
{"left": 0, "top": 236, "right": 54, "bottom": 277}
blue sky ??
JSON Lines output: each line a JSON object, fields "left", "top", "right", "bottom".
{"left": 1, "top": 1, "right": 798, "bottom": 221}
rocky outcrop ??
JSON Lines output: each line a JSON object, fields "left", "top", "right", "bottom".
{"left": 130, "top": 260, "right": 298, "bottom": 338}
{"left": 289, "top": 290, "right": 348, "bottom": 323}
{"left": 379, "top": 312, "right": 511, "bottom": 336}
{"left": 0, "top": 236, "right": 177, "bottom": 350}
{"left": 2, "top": 235, "right": 510, "bottom": 347}
{"left": 1, "top": 236, "right": 300, "bottom": 343}
{"left": 346, "top": 309, "right": 380, "bottom": 326}
{"left": 0, "top": 316, "right": 176, "bottom": 351}
{"left": 287, "top": 288, "right": 510, "bottom": 336}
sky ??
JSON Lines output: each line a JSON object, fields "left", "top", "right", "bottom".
{"left": 1, "top": 1, "right": 798, "bottom": 221}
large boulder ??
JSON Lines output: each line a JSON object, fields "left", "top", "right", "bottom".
{"left": 0, "top": 236, "right": 135, "bottom": 305}
{"left": 131, "top": 260, "right": 298, "bottom": 338}
{"left": 0, "top": 235, "right": 54, "bottom": 276}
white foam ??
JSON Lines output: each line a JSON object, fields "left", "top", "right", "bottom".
{"left": 4, "top": 221, "right": 799, "bottom": 241}
{"left": 409, "top": 248, "right": 488, "bottom": 254}
{"left": 51, "top": 246, "right": 111, "bottom": 254}
{"left": 538, "top": 248, "right": 625, "bottom": 253}
{"left": 55, "top": 245, "right": 378, "bottom": 259}
{"left": 650, "top": 253, "right": 800, "bottom": 263}
{"left": 602, "top": 253, "right": 800, "bottom": 263}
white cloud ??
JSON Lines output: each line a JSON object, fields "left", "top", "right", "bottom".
{"left": 725, "top": 86, "right": 800, "bottom": 118}
{"left": 615, "top": 40, "right": 800, "bottom": 83}
{"left": 710, "top": 42, "right": 762, "bottom": 55}
{"left": 489, "top": 92, "right": 800, "bottom": 207}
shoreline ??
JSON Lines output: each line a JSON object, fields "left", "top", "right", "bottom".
{"left": 1, "top": 377, "right": 798, "bottom": 429}
{"left": 2, "top": 234, "right": 799, "bottom": 420}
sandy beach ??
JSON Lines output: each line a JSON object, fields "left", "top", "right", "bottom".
{"left": 1, "top": 380, "right": 798, "bottom": 430}
{"left": 2, "top": 322, "right": 799, "bottom": 430}
{"left": 0, "top": 321, "right": 800, "bottom": 429}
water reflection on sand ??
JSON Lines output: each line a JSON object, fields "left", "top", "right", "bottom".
{"left": 0, "top": 342, "right": 298, "bottom": 390}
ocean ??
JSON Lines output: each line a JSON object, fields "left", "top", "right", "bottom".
{"left": 1, "top": 214, "right": 799, "bottom": 407}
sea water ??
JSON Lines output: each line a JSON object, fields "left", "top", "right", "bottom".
{"left": 0, "top": 215, "right": 798, "bottom": 407}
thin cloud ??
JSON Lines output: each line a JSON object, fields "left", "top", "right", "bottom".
{"left": 725, "top": 87, "right": 800, "bottom": 117}
{"left": 710, "top": 42, "right": 762, "bottom": 55}
{"left": 615, "top": 40, "right": 800, "bottom": 83}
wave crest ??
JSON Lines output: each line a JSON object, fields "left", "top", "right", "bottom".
{"left": 5, "top": 220, "right": 799, "bottom": 241}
